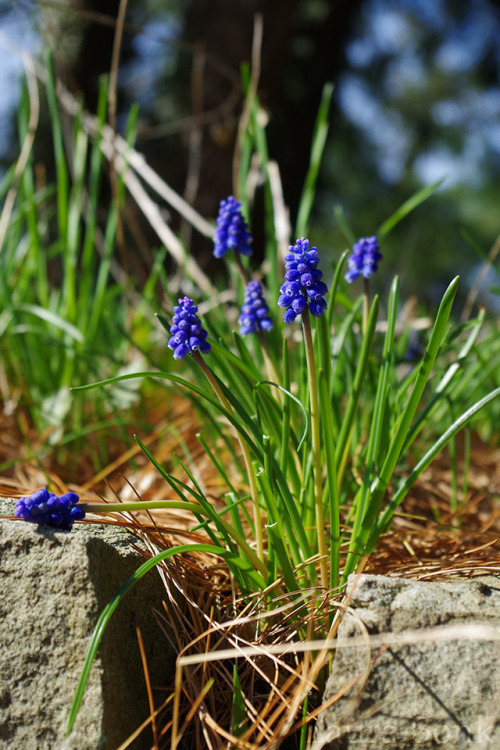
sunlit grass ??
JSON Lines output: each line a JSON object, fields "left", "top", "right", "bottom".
{"left": 1, "top": 54, "right": 499, "bottom": 750}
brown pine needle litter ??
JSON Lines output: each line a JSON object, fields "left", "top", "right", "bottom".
{"left": 1, "top": 397, "right": 499, "bottom": 749}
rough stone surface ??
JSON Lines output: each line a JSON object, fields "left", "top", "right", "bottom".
{"left": 314, "top": 574, "right": 500, "bottom": 750}
{"left": 0, "top": 502, "right": 174, "bottom": 750}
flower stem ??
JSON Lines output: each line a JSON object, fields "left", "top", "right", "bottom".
{"left": 363, "top": 278, "right": 370, "bottom": 335}
{"left": 194, "top": 352, "right": 265, "bottom": 564}
{"left": 234, "top": 251, "right": 249, "bottom": 284}
{"left": 301, "top": 308, "right": 328, "bottom": 590}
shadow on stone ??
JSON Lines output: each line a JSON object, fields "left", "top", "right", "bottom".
{"left": 314, "top": 574, "right": 500, "bottom": 750}
{"left": 0, "top": 508, "right": 175, "bottom": 750}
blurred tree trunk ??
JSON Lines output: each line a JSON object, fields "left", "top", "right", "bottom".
{"left": 182, "top": 0, "right": 363, "bottom": 227}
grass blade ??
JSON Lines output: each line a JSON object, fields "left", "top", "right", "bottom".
{"left": 343, "top": 275, "right": 460, "bottom": 580}
{"left": 12, "top": 304, "right": 84, "bottom": 342}
{"left": 319, "top": 369, "right": 339, "bottom": 589}
{"left": 370, "top": 385, "right": 500, "bottom": 547}
{"left": 336, "top": 294, "right": 379, "bottom": 485}
{"left": 67, "top": 543, "right": 236, "bottom": 735}
{"left": 295, "top": 82, "right": 334, "bottom": 238}
{"left": 377, "top": 179, "right": 444, "bottom": 238}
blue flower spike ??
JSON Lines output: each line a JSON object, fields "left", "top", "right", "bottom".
{"left": 15, "top": 488, "right": 85, "bottom": 531}
{"left": 213, "top": 196, "right": 253, "bottom": 259}
{"left": 345, "top": 235, "right": 382, "bottom": 284}
{"left": 278, "top": 237, "right": 328, "bottom": 323}
{"left": 168, "top": 296, "right": 211, "bottom": 360}
{"left": 238, "top": 280, "right": 274, "bottom": 336}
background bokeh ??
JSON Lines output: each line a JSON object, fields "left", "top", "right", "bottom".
{"left": 1, "top": 0, "right": 500, "bottom": 305}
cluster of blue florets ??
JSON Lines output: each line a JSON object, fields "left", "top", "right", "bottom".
{"left": 278, "top": 238, "right": 328, "bottom": 323}
{"left": 238, "top": 280, "right": 274, "bottom": 336}
{"left": 166, "top": 203, "right": 333, "bottom": 360}
{"left": 15, "top": 488, "right": 85, "bottom": 530}
{"left": 213, "top": 196, "right": 253, "bottom": 259}
{"left": 168, "top": 297, "right": 211, "bottom": 360}
{"left": 345, "top": 236, "right": 382, "bottom": 283}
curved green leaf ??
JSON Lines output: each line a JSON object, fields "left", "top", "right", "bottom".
{"left": 255, "top": 380, "right": 309, "bottom": 451}
{"left": 68, "top": 543, "right": 234, "bottom": 735}
{"left": 11, "top": 304, "right": 84, "bottom": 342}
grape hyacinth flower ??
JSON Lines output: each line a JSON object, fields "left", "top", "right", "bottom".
{"left": 15, "top": 488, "right": 85, "bottom": 531}
{"left": 238, "top": 280, "right": 274, "bottom": 336}
{"left": 278, "top": 238, "right": 329, "bottom": 587}
{"left": 168, "top": 296, "right": 211, "bottom": 360}
{"left": 278, "top": 238, "right": 328, "bottom": 323}
{"left": 345, "top": 235, "right": 382, "bottom": 283}
{"left": 213, "top": 196, "right": 253, "bottom": 259}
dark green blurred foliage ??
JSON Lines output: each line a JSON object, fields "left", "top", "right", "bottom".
{"left": 317, "top": 0, "right": 500, "bottom": 301}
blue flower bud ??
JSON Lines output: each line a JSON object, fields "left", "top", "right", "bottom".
{"left": 345, "top": 235, "right": 382, "bottom": 283}
{"left": 167, "top": 297, "right": 211, "bottom": 359}
{"left": 173, "top": 343, "right": 189, "bottom": 360}
{"left": 292, "top": 295, "right": 306, "bottom": 314}
{"left": 213, "top": 196, "right": 253, "bottom": 258}
{"left": 15, "top": 489, "right": 85, "bottom": 530}
{"left": 278, "top": 238, "right": 328, "bottom": 323}
{"left": 238, "top": 280, "right": 274, "bottom": 336}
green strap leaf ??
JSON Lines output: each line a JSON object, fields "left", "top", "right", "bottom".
{"left": 342, "top": 275, "right": 460, "bottom": 581}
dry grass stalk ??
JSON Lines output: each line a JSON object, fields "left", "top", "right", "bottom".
{"left": 1, "top": 394, "right": 499, "bottom": 748}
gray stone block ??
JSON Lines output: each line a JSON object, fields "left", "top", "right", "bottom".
{"left": 314, "top": 574, "right": 500, "bottom": 750}
{"left": 0, "top": 507, "right": 174, "bottom": 750}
